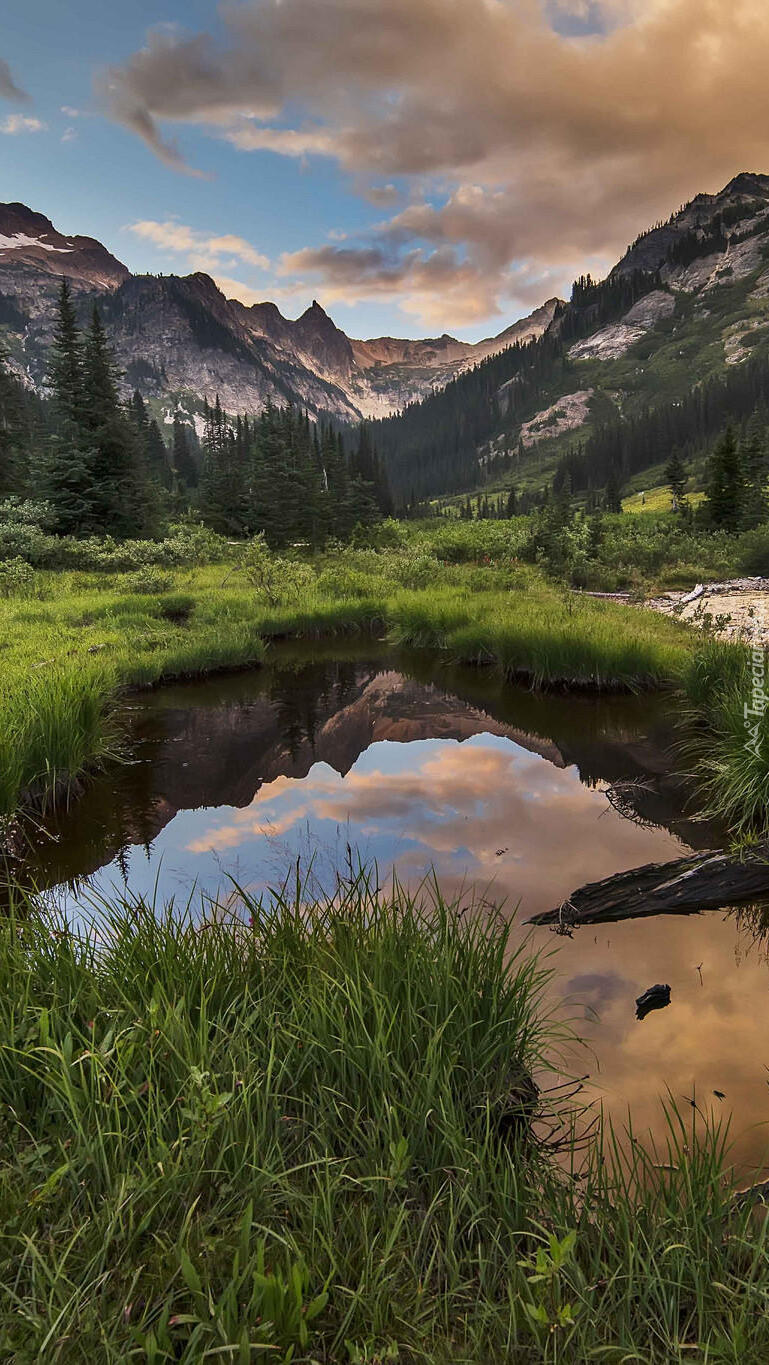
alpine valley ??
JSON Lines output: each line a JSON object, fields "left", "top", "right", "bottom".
{"left": 4, "top": 173, "right": 769, "bottom": 504}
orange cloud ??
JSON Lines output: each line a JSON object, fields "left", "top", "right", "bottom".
{"left": 103, "top": 0, "right": 769, "bottom": 327}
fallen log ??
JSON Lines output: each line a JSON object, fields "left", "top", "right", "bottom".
{"left": 526, "top": 847, "right": 769, "bottom": 928}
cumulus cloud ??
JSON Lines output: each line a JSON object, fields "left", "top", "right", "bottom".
{"left": 0, "top": 57, "right": 28, "bottom": 104}
{"left": 128, "top": 218, "right": 271, "bottom": 273}
{"left": 102, "top": 0, "right": 769, "bottom": 328}
{"left": 0, "top": 114, "right": 45, "bottom": 135}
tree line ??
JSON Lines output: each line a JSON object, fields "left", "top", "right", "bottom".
{"left": 0, "top": 280, "right": 391, "bottom": 545}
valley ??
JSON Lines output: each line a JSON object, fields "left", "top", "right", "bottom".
{"left": 4, "top": 167, "right": 769, "bottom": 1362}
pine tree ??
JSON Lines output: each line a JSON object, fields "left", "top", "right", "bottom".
{"left": 128, "top": 390, "right": 172, "bottom": 492}
{"left": 50, "top": 278, "right": 84, "bottom": 427}
{"left": 664, "top": 449, "right": 688, "bottom": 513}
{"left": 43, "top": 280, "right": 98, "bottom": 533}
{"left": 707, "top": 428, "right": 744, "bottom": 530}
{"left": 0, "top": 341, "right": 27, "bottom": 496}
{"left": 604, "top": 470, "right": 623, "bottom": 514}
{"left": 81, "top": 306, "right": 147, "bottom": 536}
{"left": 172, "top": 414, "right": 199, "bottom": 489}
{"left": 740, "top": 420, "right": 768, "bottom": 529}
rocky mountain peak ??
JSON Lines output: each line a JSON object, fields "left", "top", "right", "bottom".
{"left": 0, "top": 201, "right": 129, "bottom": 290}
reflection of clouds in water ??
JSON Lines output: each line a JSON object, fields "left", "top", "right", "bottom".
{"left": 545, "top": 913, "right": 769, "bottom": 1176}
{"left": 42, "top": 729, "right": 769, "bottom": 1177}
{"left": 183, "top": 736, "right": 685, "bottom": 921}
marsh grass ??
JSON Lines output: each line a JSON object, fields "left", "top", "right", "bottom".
{"left": 0, "top": 877, "right": 766, "bottom": 1361}
{"left": 680, "top": 641, "right": 769, "bottom": 837}
{"left": 0, "top": 544, "right": 696, "bottom": 821}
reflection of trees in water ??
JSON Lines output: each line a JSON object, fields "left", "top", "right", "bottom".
{"left": 268, "top": 660, "right": 368, "bottom": 763}
{"left": 604, "top": 779, "right": 660, "bottom": 831}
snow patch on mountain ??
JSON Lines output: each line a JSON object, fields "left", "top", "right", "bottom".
{"left": 0, "top": 232, "right": 73, "bottom": 252}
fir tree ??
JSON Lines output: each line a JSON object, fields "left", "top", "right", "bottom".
{"left": 81, "top": 306, "right": 147, "bottom": 536}
{"left": 172, "top": 414, "right": 199, "bottom": 489}
{"left": 43, "top": 281, "right": 98, "bottom": 533}
{"left": 664, "top": 449, "right": 688, "bottom": 513}
{"left": 604, "top": 470, "right": 623, "bottom": 514}
{"left": 0, "top": 340, "right": 27, "bottom": 496}
{"left": 740, "top": 420, "right": 768, "bottom": 529}
{"left": 707, "top": 428, "right": 744, "bottom": 530}
{"left": 50, "top": 278, "right": 84, "bottom": 427}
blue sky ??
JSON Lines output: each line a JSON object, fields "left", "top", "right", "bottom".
{"left": 0, "top": 2, "right": 764, "bottom": 339}
{"left": 0, "top": 1, "right": 419, "bottom": 338}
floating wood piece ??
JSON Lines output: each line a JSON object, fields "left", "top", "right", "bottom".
{"left": 526, "top": 847, "right": 769, "bottom": 928}
{"left": 635, "top": 983, "right": 671, "bottom": 1020}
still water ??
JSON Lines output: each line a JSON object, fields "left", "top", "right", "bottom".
{"left": 24, "top": 645, "right": 769, "bottom": 1178}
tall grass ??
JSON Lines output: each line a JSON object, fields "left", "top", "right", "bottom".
{"left": 680, "top": 640, "right": 769, "bottom": 838}
{"left": 0, "top": 878, "right": 766, "bottom": 1361}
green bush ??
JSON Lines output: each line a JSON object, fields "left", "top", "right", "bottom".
{"left": 123, "top": 567, "right": 176, "bottom": 594}
{"left": 737, "top": 525, "right": 769, "bottom": 575}
{"left": 0, "top": 556, "right": 39, "bottom": 598}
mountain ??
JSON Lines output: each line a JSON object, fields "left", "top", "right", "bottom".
{"left": 0, "top": 201, "right": 558, "bottom": 430}
{"left": 373, "top": 172, "right": 769, "bottom": 501}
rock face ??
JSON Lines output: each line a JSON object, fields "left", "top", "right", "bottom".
{"left": 0, "top": 200, "right": 559, "bottom": 422}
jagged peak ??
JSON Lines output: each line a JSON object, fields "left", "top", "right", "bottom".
{"left": 720, "top": 171, "right": 769, "bottom": 198}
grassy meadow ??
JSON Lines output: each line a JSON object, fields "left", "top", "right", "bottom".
{"left": 1, "top": 878, "right": 767, "bottom": 1363}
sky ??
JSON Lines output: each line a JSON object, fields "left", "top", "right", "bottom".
{"left": 2, "top": 0, "right": 769, "bottom": 340}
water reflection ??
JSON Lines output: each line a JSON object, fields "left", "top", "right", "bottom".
{"left": 21, "top": 648, "right": 769, "bottom": 1177}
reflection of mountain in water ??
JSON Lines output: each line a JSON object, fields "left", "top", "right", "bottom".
{"left": 26, "top": 653, "right": 715, "bottom": 889}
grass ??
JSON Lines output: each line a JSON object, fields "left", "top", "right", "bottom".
{"left": 680, "top": 639, "right": 769, "bottom": 838}
{"left": 0, "top": 539, "right": 697, "bottom": 821}
{"left": 0, "top": 877, "right": 767, "bottom": 1362}
{"left": 622, "top": 485, "right": 706, "bottom": 515}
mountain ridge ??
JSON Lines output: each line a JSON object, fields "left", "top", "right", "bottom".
{"left": 0, "top": 201, "right": 559, "bottom": 425}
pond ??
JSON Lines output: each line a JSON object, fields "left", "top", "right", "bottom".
{"left": 22, "top": 644, "right": 769, "bottom": 1178}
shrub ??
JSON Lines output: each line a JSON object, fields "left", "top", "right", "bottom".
{"left": 123, "top": 567, "right": 176, "bottom": 595}
{"left": 236, "top": 534, "right": 316, "bottom": 605}
{"left": 737, "top": 525, "right": 769, "bottom": 576}
{"left": 0, "top": 556, "right": 39, "bottom": 598}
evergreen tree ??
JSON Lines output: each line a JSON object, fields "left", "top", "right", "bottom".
{"left": 50, "top": 278, "right": 84, "bottom": 427}
{"left": 604, "top": 470, "right": 623, "bottom": 513}
{"left": 81, "top": 306, "right": 147, "bottom": 536}
{"left": 707, "top": 427, "right": 744, "bottom": 530}
{"left": 128, "top": 390, "right": 172, "bottom": 491}
{"left": 172, "top": 414, "right": 199, "bottom": 489}
{"left": 664, "top": 449, "right": 688, "bottom": 512}
{"left": 740, "top": 420, "right": 768, "bottom": 529}
{"left": 0, "top": 341, "right": 27, "bottom": 496}
{"left": 43, "top": 280, "right": 98, "bottom": 533}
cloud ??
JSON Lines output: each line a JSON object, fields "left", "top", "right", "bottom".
{"left": 279, "top": 240, "right": 507, "bottom": 325}
{"left": 0, "top": 57, "right": 28, "bottom": 103}
{"left": 363, "top": 184, "right": 400, "bottom": 208}
{"left": 61, "top": 127, "right": 77, "bottom": 144}
{"left": 103, "top": 0, "right": 769, "bottom": 327}
{"left": 0, "top": 114, "right": 45, "bottom": 135}
{"left": 127, "top": 219, "right": 271, "bottom": 274}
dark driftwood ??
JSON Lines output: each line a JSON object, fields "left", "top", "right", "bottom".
{"left": 526, "top": 847, "right": 769, "bottom": 928}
